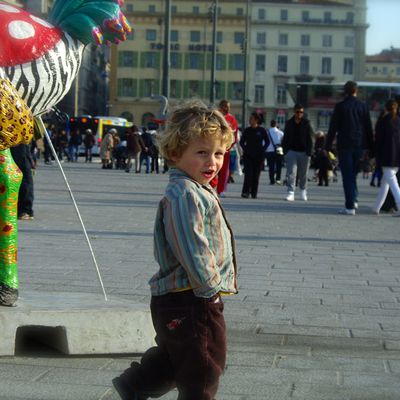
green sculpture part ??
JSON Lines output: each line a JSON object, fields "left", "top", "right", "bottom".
{"left": 0, "top": 149, "right": 22, "bottom": 306}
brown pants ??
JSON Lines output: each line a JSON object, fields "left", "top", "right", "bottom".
{"left": 120, "top": 291, "right": 226, "bottom": 399}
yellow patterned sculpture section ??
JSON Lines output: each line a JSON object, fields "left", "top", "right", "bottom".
{"left": 0, "top": 79, "right": 34, "bottom": 151}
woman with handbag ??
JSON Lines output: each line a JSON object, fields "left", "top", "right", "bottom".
{"left": 265, "top": 120, "right": 284, "bottom": 185}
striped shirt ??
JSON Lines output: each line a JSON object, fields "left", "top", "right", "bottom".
{"left": 149, "top": 168, "right": 238, "bottom": 298}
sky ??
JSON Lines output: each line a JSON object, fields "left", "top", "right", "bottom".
{"left": 366, "top": 0, "right": 400, "bottom": 55}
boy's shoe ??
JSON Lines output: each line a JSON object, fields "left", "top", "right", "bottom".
{"left": 338, "top": 208, "right": 355, "bottom": 216}
{"left": 112, "top": 377, "right": 144, "bottom": 400}
{"left": 392, "top": 210, "right": 400, "bottom": 217}
{"left": 371, "top": 207, "right": 379, "bottom": 215}
{"left": 300, "top": 190, "right": 308, "bottom": 201}
{"left": 354, "top": 202, "right": 359, "bottom": 209}
{"left": 285, "top": 192, "right": 294, "bottom": 201}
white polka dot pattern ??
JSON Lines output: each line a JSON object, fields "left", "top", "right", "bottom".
{"left": 8, "top": 20, "right": 35, "bottom": 40}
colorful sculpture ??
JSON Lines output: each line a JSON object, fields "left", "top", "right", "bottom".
{"left": 0, "top": 0, "right": 131, "bottom": 306}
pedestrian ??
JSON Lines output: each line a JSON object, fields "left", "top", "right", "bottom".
{"left": 326, "top": 81, "right": 374, "bottom": 215}
{"left": 240, "top": 112, "right": 269, "bottom": 198}
{"left": 68, "top": 129, "right": 82, "bottom": 162}
{"left": 83, "top": 128, "right": 95, "bottom": 162}
{"left": 282, "top": 103, "right": 314, "bottom": 201}
{"left": 138, "top": 127, "right": 152, "bottom": 173}
{"left": 10, "top": 144, "right": 35, "bottom": 220}
{"left": 125, "top": 125, "right": 145, "bottom": 173}
{"left": 100, "top": 128, "right": 115, "bottom": 169}
{"left": 215, "top": 99, "right": 238, "bottom": 196}
{"left": 265, "top": 119, "right": 284, "bottom": 185}
{"left": 371, "top": 99, "right": 400, "bottom": 216}
{"left": 56, "top": 129, "right": 69, "bottom": 162}
{"left": 150, "top": 130, "right": 159, "bottom": 173}
{"left": 112, "top": 100, "right": 238, "bottom": 400}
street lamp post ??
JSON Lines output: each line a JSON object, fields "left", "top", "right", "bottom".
{"left": 241, "top": 0, "right": 250, "bottom": 129}
{"left": 209, "top": 0, "right": 218, "bottom": 105}
{"left": 162, "top": 0, "right": 171, "bottom": 99}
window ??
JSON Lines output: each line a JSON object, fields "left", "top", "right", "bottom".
{"left": 322, "top": 35, "right": 332, "bottom": 47}
{"left": 148, "top": 5, "right": 155, "bottom": 13}
{"left": 345, "top": 36, "right": 355, "bottom": 48}
{"left": 170, "top": 80, "right": 180, "bottom": 98}
{"left": 232, "top": 54, "right": 244, "bottom": 70}
{"left": 171, "top": 30, "right": 179, "bottom": 42}
{"left": 343, "top": 58, "right": 353, "bottom": 75}
{"left": 236, "top": 8, "right": 244, "bottom": 16}
{"left": 171, "top": 53, "right": 181, "bottom": 69}
{"left": 382, "top": 67, "right": 388, "bottom": 75}
{"left": 372, "top": 66, "right": 378, "bottom": 75}
{"left": 277, "top": 85, "right": 287, "bottom": 104}
{"left": 258, "top": 9, "right": 266, "bottom": 20}
{"left": 300, "top": 56, "right": 309, "bottom": 74}
{"left": 302, "top": 11, "right": 309, "bottom": 22}
{"left": 324, "top": 11, "right": 331, "bottom": 22}
{"left": 397, "top": 67, "right": 400, "bottom": 76}
{"left": 255, "top": 54, "right": 265, "bottom": 71}
{"left": 215, "top": 81, "right": 224, "bottom": 99}
{"left": 321, "top": 57, "right": 331, "bottom": 74}
{"left": 126, "top": 4, "right": 133, "bottom": 13}
{"left": 231, "top": 82, "right": 243, "bottom": 100}
{"left": 254, "top": 85, "right": 264, "bottom": 103}
{"left": 280, "top": 9, "right": 288, "bottom": 21}
{"left": 143, "top": 52, "right": 157, "bottom": 68}
{"left": 234, "top": 32, "right": 245, "bottom": 45}
{"left": 217, "top": 31, "right": 223, "bottom": 43}
{"left": 301, "top": 34, "right": 310, "bottom": 47}
{"left": 193, "top": 6, "right": 199, "bottom": 14}
{"left": 118, "top": 78, "right": 135, "bottom": 97}
{"left": 256, "top": 32, "right": 266, "bottom": 45}
{"left": 277, "top": 55, "right": 287, "bottom": 73}
{"left": 188, "top": 80, "right": 200, "bottom": 97}
{"left": 146, "top": 29, "right": 156, "bottom": 41}
{"left": 143, "top": 79, "right": 154, "bottom": 97}
{"left": 190, "top": 31, "right": 201, "bottom": 42}
{"left": 346, "top": 12, "right": 354, "bottom": 23}
{"left": 126, "top": 31, "right": 134, "bottom": 40}
{"left": 216, "top": 54, "right": 226, "bottom": 70}
{"left": 279, "top": 33, "right": 288, "bottom": 46}
{"left": 171, "top": 5, "right": 177, "bottom": 14}
{"left": 189, "top": 53, "right": 201, "bottom": 69}
{"left": 119, "top": 51, "right": 134, "bottom": 67}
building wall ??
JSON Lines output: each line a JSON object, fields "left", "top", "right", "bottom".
{"left": 111, "top": 0, "right": 367, "bottom": 131}
{"left": 248, "top": 0, "right": 367, "bottom": 129}
{"left": 110, "top": 0, "right": 247, "bottom": 126}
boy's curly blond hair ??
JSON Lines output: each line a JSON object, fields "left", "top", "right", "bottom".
{"left": 157, "top": 100, "right": 234, "bottom": 163}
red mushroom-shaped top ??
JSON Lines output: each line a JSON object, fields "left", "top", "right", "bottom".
{"left": 0, "top": 2, "right": 62, "bottom": 67}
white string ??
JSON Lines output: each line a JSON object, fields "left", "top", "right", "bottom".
{"left": 41, "top": 123, "right": 108, "bottom": 301}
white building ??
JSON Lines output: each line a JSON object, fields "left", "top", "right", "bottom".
{"left": 247, "top": 0, "right": 368, "bottom": 129}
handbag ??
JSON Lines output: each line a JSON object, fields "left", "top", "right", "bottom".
{"left": 267, "top": 129, "right": 283, "bottom": 155}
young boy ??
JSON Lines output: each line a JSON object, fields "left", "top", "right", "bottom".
{"left": 113, "top": 101, "right": 238, "bottom": 400}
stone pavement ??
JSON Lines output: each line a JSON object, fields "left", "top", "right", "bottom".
{"left": 0, "top": 160, "right": 399, "bottom": 400}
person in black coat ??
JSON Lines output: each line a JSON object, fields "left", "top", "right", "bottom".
{"left": 240, "top": 112, "right": 269, "bottom": 199}
{"left": 326, "top": 81, "right": 373, "bottom": 215}
{"left": 10, "top": 144, "right": 35, "bottom": 220}
{"left": 282, "top": 103, "right": 314, "bottom": 201}
{"left": 371, "top": 99, "right": 400, "bottom": 216}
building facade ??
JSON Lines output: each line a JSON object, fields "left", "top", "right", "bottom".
{"left": 248, "top": 0, "right": 368, "bottom": 129}
{"left": 111, "top": 0, "right": 367, "bottom": 130}
{"left": 110, "top": 0, "right": 247, "bottom": 126}
{"left": 365, "top": 48, "right": 400, "bottom": 84}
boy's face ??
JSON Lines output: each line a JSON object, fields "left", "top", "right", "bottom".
{"left": 171, "top": 136, "right": 226, "bottom": 185}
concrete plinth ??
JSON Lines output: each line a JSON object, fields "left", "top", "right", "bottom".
{"left": 0, "top": 291, "right": 155, "bottom": 356}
